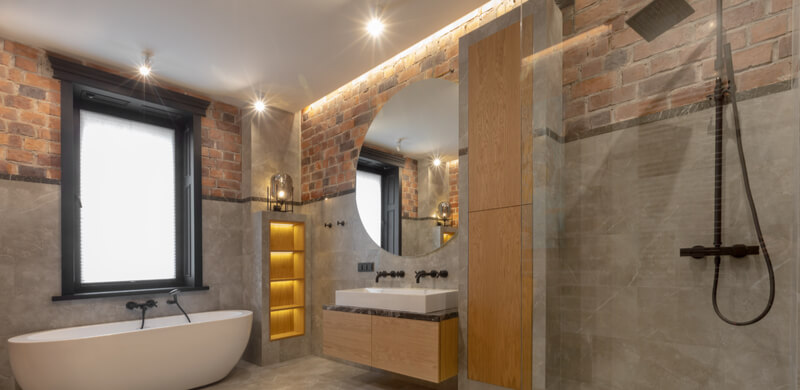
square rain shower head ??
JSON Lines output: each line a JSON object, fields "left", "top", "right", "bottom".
{"left": 626, "top": 0, "right": 695, "bottom": 42}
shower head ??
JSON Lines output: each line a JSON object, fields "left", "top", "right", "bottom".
{"left": 625, "top": 0, "right": 695, "bottom": 42}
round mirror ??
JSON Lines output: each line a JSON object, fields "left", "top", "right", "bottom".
{"left": 355, "top": 79, "right": 458, "bottom": 257}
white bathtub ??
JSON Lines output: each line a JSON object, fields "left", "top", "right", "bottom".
{"left": 8, "top": 310, "right": 252, "bottom": 390}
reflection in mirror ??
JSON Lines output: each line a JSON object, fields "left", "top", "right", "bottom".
{"left": 355, "top": 79, "right": 458, "bottom": 257}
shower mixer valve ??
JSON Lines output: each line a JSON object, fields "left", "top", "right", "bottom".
{"left": 679, "top": 244, "right": 759, "bottom": 259}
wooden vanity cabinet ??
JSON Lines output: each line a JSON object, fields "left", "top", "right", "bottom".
{"left": 322, "top": 310, "right": 458, "bottom": 383}
{"left": 322, "top": 310, "right": 372, "bottom": 366}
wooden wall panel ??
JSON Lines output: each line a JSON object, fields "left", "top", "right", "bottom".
{"left": 322, "top": 311, "right": 372, "bottom": 366}
{"left": 468, "top": 23, "right": 522, "bottom": 212}
{"left": 468, "top": 206, "right": 521, "bottom": 389}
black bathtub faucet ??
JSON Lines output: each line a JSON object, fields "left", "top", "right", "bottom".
{"left": 167, "top": 289, "right": 191, "bottom": 323}
{"left": 126, "top": 299, "right": 157, "bottom": 329}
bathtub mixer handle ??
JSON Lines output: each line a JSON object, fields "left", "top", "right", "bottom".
{"left": 126, "top": 300, "right": 158, "bottom": 329}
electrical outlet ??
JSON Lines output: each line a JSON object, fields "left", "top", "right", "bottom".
{"left": 357, "top": 262, "right": 374, "bottom": 272}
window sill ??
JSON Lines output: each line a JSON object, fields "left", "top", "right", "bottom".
{"left": 52, "top": 286, "right": 210, "bottom": 302}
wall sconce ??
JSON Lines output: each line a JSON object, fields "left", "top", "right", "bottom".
{"left": 268, "top": 173, "right": 294, "bottom": 213}
{"left": 437, "top": 201, "right": 452, "bottom": 226}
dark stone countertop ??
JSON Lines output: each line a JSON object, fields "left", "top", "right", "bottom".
{"left": 323, "top": 304, "right": 458, "bottom": 322}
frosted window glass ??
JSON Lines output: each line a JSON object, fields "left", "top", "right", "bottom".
{"left": 356, "top": 170, "right": 382, "bottom": 245}
{"left": 80, "top": 110, "right": 176, "bottom": 283}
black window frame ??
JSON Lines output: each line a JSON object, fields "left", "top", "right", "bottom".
{"left": 50, "top": 56, "right": 209, "bottom": 301}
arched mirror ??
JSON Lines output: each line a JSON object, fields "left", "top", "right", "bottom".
{"left": 355, "top": 78, "right": 458, "bottom": 257}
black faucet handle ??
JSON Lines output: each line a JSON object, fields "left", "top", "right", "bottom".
{"left": 396, "top": 270, "right": 405, "bottom": 277}
{"left": 438, "top": 270, "right": 448, "bottom": 278}
{"left": 430, "top": 270, "right": 439, "bottom": 278}
{"left": 126, "top": 301, "right": 138, "bottom": 310}
{"left": 145, "top": 299, "right": 158, "bottom": 308}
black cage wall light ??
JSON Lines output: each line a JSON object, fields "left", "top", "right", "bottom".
{"left": 268, "top": 173, "right": 294, "bottom": 212}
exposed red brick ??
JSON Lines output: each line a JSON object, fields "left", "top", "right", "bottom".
{"left": 7, "top": 149, "right": 33, "bottom": 164}
{"left": 5, "top": 41, "right": 39, "bottom": 59}
{"left": 731, "top": 43, "right": 773, "bottom": 71}
{"left": 737, "top": 60, "right": 791, "bottom": 91}
{"left": 750, "top": 14, "right": 789, "bottom": 43}
{"left": 23, "top": 138, "right": 48, "bottom": 153}
{"left": 14, "top": 56, "right": 37, "bottom": 72}
{"left": 614, "top": 95, "right": 669, "bottom": 121}
{"left": 572, "top": 72, "right": 617, "bottom": 97}
{"left": 574, "top": 0, "right": 620, "bottom": 31}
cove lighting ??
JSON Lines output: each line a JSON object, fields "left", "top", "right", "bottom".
{"left": 308, "top": 0, "right": 506, "bottom": 111}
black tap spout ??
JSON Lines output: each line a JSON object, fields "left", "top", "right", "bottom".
{"left": 167, "top": 289, "right": 191, "bottom": 323}
{"left": 375, "top": 271, "right": 390, "bottom": 283}
{"left": 415, "top": 270, "right": 439, "bottom": 283}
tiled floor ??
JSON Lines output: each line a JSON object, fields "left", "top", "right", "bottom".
{"left": 201, "top": 356, "right": 455, "bottom": 390}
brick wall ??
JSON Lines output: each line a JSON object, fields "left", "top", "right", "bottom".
{"left": 301, "top": 0, "right": 793, "bottom": 202}
{"left": 447, "top": 159, "right": 459, "bottom": 227}
{"left": 200, "top": 102, "right": 242, "bottom": 199}
{"left": 299, "top": 1, "right": 521, "bottom": 202}
{"left": 401, "top": 157, "right": 418, "bottom": 218}
{"left": 0, "top": 38, "right": 243, "bottom": 198}
{"left": 561, "top": 0, "right": 793, "bottom": 136}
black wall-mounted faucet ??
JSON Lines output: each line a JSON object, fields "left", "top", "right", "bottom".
{"left": 415, "top": 270, "right": 448, "bottom": 283}
{"left": 126, "top": 299, "right": 157, "bottom": 329}
{"left": 375, "top": 270, "right": 405, "bottom": 283}
{"left": 167, "top": 289, "right": 191, "bottom": 323}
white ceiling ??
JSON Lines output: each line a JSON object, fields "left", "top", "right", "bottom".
{"left": 365, "top": 78, "right": 458, "bottom": 161}
{"left": 0, "top": 0, "right": 486, "bottom": 112}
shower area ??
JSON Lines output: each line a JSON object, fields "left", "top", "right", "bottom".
{"left": 460, "top": 0, "right": 800, "bottom": 388}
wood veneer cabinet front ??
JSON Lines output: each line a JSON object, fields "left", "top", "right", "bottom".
{"left": 467, "top": 22, "right": 521, "bottom": 212}
{"left": 468, "top": 206, "right": 521, "bottom": 388}
{"left": 322, "top": 310, "right": 371, "bottom": 366}
{"left": 322, "top": 311, "right": 457, "bottom": 383}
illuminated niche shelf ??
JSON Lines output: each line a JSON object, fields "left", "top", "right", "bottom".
{"left": 269, "top": 221, "right": 305, "bottom": 341}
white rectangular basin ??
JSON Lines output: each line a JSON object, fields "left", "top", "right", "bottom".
{"left": 335, "top": 288, "right": 458, "bottom": 314}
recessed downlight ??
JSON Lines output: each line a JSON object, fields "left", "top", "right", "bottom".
{"left": 254, "top": 99, "right": 266, "bottom": 112}
{"left": 367, "top": 18, "right": 384, "bottom": 37}
{"left": 138, "top": 53, "right": 153, "bottom": 77}
{"left": 138, "top": 64, "right": 151, "bottom": 77}
{"left": 432, "top": 158, "right": 442, "bottom": 167}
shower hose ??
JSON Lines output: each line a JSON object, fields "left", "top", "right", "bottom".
{"left": 711, "top": 50, "right": 776, "bottom": 326}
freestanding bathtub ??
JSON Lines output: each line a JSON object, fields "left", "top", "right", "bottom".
{"left": 8, "top": 310, "right": 252, "bottom": 390}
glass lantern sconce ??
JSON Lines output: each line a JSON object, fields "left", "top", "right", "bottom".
{"left": 437, "top": 201, "right": 452, "bottom": 226}
{"left": 268, "top": 173, "right": 294, "bottom": 213}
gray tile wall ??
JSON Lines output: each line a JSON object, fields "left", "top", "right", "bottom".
{"left": 0, "top": 180, "right": 246, "bottom": 389}
{"left": 557, "top": 89, "right": 798, "bottom": 390}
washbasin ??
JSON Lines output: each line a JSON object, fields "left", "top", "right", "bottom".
{"left": 335, "top": 288, "right": 458, "bottom": 314}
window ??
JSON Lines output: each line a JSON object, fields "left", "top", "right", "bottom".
{"left": 79, "top": 111, "right": 177, "bottom": 284}
{"left": 51, "top": 56, "right": 209, "bottom": 300}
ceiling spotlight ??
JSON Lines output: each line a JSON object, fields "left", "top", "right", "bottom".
{"left": 138, "top": 53, "right": 152, "bottom": 77}
{"left": 254, "top": 99, "right": 266, "bottom": 112}
{"left": 432, "top": 158, "right": 442, "bottom": 167}
{"left": 367, "top": 18, "right": 384, "bottom": 37}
